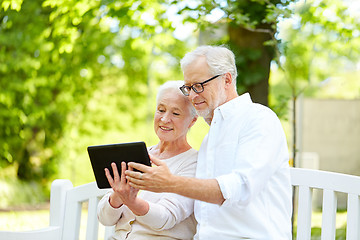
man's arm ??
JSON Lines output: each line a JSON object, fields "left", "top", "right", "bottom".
{"left": 126, "top": 156, "right": 225, "bottom": 205}
{"left": 167, "top": 175, "right": 225, "bottom": 205}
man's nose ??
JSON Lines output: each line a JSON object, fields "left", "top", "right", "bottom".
{"left": 188, "top": 89, "right": 198, "bottom": 102}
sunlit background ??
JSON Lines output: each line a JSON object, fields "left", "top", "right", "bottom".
{"left": 0, "top": 0, "right": 359, "bottom": 236}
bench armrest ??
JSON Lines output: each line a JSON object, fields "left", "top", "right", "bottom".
{"left": 0, "top": 226, "right": 61, "bottom": 240}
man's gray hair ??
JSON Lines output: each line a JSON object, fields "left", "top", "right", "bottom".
{"left": 180, "top": 45, "right": 237, "bottom": 86}
{"left": 156, "top": 80, "right": 197, "bottom": 118}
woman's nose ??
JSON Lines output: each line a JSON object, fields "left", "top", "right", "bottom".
{"left": 161, "top": 114, "right": 171, "bottom": 123}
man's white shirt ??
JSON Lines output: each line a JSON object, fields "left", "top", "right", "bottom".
{"left": 194, "top": 93, "right": 292, "bottom": 240}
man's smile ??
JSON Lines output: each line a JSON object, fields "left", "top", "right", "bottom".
{"left": 193, "top": 100, "right": 206, "bottom": 107}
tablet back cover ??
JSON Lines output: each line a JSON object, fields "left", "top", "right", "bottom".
{"left": 87, "top": 141, "right": 150, "bottom": 189}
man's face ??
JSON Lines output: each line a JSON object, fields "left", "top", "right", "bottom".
{"left": 183, "top": 57, "right": 227, "bottom": 120}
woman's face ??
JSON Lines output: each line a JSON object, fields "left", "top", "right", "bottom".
{"left": 154, "top": 90, "right": 196, "bottom": 143}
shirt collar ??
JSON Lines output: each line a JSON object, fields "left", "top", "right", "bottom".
{"left": 215, "top": 93, "right": 253, "bottom": 121}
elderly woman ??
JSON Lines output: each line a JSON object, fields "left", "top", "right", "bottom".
{"left": 97, "top": 80, "right": 198, "bottom": 240}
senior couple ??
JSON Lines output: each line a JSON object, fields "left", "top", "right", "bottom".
{"left": 97, "top": 45, "right": 293, "bottom": 240}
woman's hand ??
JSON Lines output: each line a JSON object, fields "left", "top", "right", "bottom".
{"left": 105, "top": 162, "right": 139, "bottom": 208}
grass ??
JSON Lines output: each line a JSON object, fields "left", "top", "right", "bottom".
{"left": 0, "top": 209, "right": 49, "bottom": 231}
{"left": 292, "top": 210, "right": 347, "bottom": 239}
{"left": 0, "top": 206, "right": 106, "bottom": 239}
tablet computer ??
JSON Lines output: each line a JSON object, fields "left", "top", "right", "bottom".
{"left": 87, "top": 141, "right": 151, "bottom": 189}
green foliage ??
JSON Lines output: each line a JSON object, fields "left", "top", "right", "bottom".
{"left": 176, "top": 0, "right": 292, "bottom": 30}
{"left": 0, "top": 0, "right": 190, "bottom": 185}
{"left": 1, "top": 0, "right": 99, "bottom": 179}
{"left": 173, "top": 0, "right": 294, "bottom": 105}
{"left": 277, "top": 0, "right": 360, "bottom": 93}
{"left": 271, "top": 0, "right": 360, "bottom": 115}
{"left": 0, "top": 178, "right": 47, "bottom": 207}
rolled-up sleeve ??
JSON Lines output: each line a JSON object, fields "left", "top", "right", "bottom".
{"left": 216, "top": 173, "right": 249, "bottom": 207}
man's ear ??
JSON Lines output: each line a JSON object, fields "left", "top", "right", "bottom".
{"left": 223, "top": 72, "right": 232, "bottom": 88}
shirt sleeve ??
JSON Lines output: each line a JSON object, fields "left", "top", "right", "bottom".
{"left": 135, "top": 151, "right": 197, "bottom": 230}
{"left": 216, "top": 109, "right": 289, "bottom": 207}
{"left": 136, "top": 193, "right": 194, "bottom": 230}
{"left": 97, "top": 191, "right": 125, "bottom": 226}
{"left": 216, "top": 173, "right": 249, "bottom": 207}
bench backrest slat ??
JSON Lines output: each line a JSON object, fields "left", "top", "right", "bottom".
{"left": 61, "top": 182, "right": 112, "bottom": 240}
{"left": 346, "top": 194, "right": 360, "bottom": 239}
{"left": 86, "top": 196, "right": 101, "bottom": 240}
{"left": 62, "top": 200, "right": 82, "bottom": 240}
{"left": 296, "top": 185, "right": 312, "bottom": 240}
{"left": 321, "top": 189, "right": 337, "bottom": 240}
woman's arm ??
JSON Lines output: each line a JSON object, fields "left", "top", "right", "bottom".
{"left": 97, "top": 192, "right": 122, "bottom": 226}
{"left": 134, "top": 156, "right": 198, "bottom": 230}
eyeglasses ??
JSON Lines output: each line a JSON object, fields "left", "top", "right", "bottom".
{"left": 179, "top": 74, "right": 221, "bottom": 96}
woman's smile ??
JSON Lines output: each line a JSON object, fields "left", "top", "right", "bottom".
{"left": 159, "top": 126, "right": 173, "bottom": 131}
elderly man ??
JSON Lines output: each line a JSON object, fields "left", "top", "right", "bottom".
{"left": 126, "top": 45, "right": 292, "bottom": 240}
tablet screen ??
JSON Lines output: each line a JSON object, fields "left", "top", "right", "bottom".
{"left": 87, "top": 141, "right": 151, "bottom": 189}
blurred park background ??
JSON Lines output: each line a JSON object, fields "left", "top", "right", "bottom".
{"left": 1, "top": 0, "right": 360, "bottom": 236}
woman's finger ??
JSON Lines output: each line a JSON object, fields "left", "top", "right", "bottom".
{"left": 111, "top": 162, "right": 120, "bottom": 182}
{"left": 104, "top": 168, "right": 114, "bottom": 187}
{"left": 120, "top": 162, "right": 126, "bottom": 183}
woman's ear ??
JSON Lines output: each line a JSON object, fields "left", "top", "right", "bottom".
{"left": 188, "top": 116, "right": 198, "bottom": 129}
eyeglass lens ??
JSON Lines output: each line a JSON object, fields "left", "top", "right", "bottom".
{"left": 180, "top": 74, "right": 221, "bottom": 96}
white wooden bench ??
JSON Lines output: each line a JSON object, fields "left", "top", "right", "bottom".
{"left": 1, "top": 168, "right": 360, "bottom": 240}
{"left": 291, "top": 168, "right": 360, "bottom": 240}
{"left": 0, "top": 180, "right": 114, "bottom": 240}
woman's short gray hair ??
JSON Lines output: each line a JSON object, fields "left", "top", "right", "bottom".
{"left": 180, "top": 45, "right": 237, "bottom": 86}
{"left": 156, "top": 80, "right": 197, "bottom": 118}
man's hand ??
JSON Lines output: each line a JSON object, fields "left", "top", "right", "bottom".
{"left": 125, "top": 154, "right": 175, "bottom": 193}
{"left": 127, "top": 154, "right": 225, "bottom": 205}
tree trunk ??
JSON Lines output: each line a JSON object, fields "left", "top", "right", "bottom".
{"left": 228, "top": 25, "right": 274, "bottom": 106}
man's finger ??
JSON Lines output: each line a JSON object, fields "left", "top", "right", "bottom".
{"left": 126, "top": 175, "right": 143, "bottom": 185}
{"left": 126, "top": 176, "right": 145, "bottom": 189}
{"left": 128, "top": 164, "right": 134, "bottom": 171}
{"left": 149, "top": 154, "right": 163, "bottom": 166}
{"left": 125, "top": 168, "right": 141, "bottom": 179}
{"left": 127, "top": 162, "right": 151, "bottom": 172}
